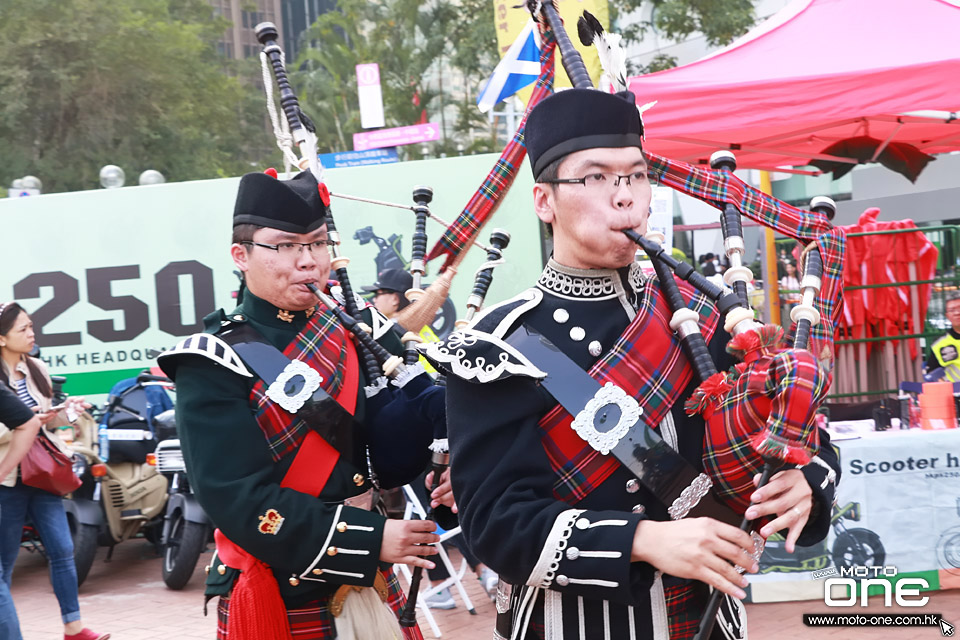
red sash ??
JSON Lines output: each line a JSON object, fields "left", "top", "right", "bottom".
{"left": 216, "top": 336, "right": 361, "bottom": 640}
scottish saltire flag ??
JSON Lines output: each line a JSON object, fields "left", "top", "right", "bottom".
{"left": 476, "top": 19, "right": 541, "bottom": 113}
{"left": 426, "top": 20, "right": 556, "bottom": 269}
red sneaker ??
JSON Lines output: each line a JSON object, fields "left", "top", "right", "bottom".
{"left": 65, "top": 629, "right": 111, "bottom": 640}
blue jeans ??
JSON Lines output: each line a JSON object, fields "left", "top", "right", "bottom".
{"left": 0, "top": 504, "right": 24, "bottom": 640}
{"left": 0, "top": 483, "right": 81, "bottom": 625}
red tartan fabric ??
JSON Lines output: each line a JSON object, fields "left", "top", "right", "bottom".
{"left": 538, "top": 278, "right": 719, "bottom": 503}
{"left": 216, "top": 568, "right": 422, "bottom": 640}
{"left": 249, "top": 304, "right": 354, "bottom": 462}
{"left": 664, "top": 582, "right": 710, "bottom": 640}
{"left": 703, "top": 348, "right": 828, "bottom": 513}
{"left": 425, "top": 22, "right": 557, "bottom": 269}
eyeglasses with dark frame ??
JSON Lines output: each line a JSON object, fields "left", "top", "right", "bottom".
{"left": 241, "top": 239, "right": 336, "bottom": 258}
{"left": 538, "top": 171, "right": 659, "bottom": 193}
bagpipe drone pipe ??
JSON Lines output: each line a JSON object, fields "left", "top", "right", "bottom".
{"left": 398, "top": 227, "right": 512, "bottom": 625}
{"left": 255, "top": 23, "right": 449, "bottom": 491}
{"left": 530, "top": 2, "right": 846, "bottom": 636}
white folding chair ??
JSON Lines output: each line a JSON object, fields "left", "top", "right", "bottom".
{"left": 393, "top": 483, "right": 477, "bottom": 638}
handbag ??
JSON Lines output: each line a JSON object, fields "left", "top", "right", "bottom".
{"left": 20, "top": 430, "right": 82, "bottom": 496}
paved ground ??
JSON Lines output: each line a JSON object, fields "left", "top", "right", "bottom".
{"left": 9, "top": 540, "right": 960, "bottom": 639}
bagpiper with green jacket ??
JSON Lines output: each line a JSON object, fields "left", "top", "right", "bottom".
{"left": 158, "top": 170, "right": 441, "bottom": 640}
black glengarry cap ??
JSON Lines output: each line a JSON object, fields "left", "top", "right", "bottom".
{"left": 233, "top": 170, "right": 327, "bottom": 233}
{"left": 525, "top": 89, "right": 644, "bottom": 180}
{"left": 361, "top": 268, "right": 414, "bottom": 295}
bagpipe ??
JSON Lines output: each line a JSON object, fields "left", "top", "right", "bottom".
{"left": 255, "top": 22, "right": 457, "bottom": 494}
{"left": 529, "top": 2, "right": 846, "bottom": 637}
{"left": 399, "top": 226, "right": 513, "bottom": 625}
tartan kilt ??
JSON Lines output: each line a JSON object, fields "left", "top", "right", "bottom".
{"left": 216, "top": 567, "right": 423, "bottom": 640}
{"left": 664, "top": 581, "right": 709, "bottom": 640}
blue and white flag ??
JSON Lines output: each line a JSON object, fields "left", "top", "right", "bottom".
{"left": 476, "top": 19, "right": 542, "bottom": 113}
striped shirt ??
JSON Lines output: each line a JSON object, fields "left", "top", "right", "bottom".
{"left": 13, "top": 377, "right": 38, "bottom": 409}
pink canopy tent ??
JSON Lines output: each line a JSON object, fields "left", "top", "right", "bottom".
{"left": 627, "top": 0, "right": 960, "bottom": 175}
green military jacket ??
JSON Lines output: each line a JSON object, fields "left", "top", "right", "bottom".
{"left": 160, "top": 290, "right": 407, "bottom": 608}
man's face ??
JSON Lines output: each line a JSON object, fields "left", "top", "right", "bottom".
{"left": 372, "top": 290, "right": 401, "bottom": 318}
{"left": 946, "top": 299, "right": 960, "bottom": 331}
{"left": 230, "top": 226, "right": 332, "bottom": 311}
{"left": 533, "top": 146, "right": 652, "bottom": 270}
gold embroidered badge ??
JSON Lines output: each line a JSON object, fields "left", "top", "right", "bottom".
{"left": 305, "top": 306, "right": 316, "bottom": 319}
{"left": 258, "top": 509, "right": 285, "bottom": 535}
{"left": 277, "top": 309, "right": 294, "bottom": 323}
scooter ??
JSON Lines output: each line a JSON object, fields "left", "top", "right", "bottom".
{"left": 153, "top": 409, "right": 212, "bottom": 589}
{"left": 64, "top": 374, "right": 171, "bottom": 585}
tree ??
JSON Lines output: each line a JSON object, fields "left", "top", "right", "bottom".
{"left": 0, "top": 0, "right": 274, "bottom": 193}
{"left": 611, "top": 0, "right": 756, "bottom": 72}
{"left": 292, "top": 0, "right": 498, "bottom": 157}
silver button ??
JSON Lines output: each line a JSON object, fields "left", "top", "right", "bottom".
{"left": 632, "top": 504, "right": 646, "bottom": 514}
{"left": 565, "top": 547, "right": 580, "bottom": 561}
{"left": 588, "top": 340, "right": 602, "bottom": 357}
{"left": 625, "top": 479, "right": 639, "bottom": 494}
{"left": 555, "top": 575, "right": 570, "bottom": 587}
{"left": 569, "top": 326, "right": 586, "bottom": 342}
{"left": 575, "top": 518, "right": 590, "bottom": 530}
{"left": 553, "top": 309, "right": 569, "bottom": 324}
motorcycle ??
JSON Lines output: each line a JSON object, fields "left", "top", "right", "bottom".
{"left": 153, "top": 409, "right": 212, "bottom": 589}
{"left": 759, "top": 501, "right": 886, "bottom": 574}
{"left": 64, "top": 374, "right": 171, "bottom": 585}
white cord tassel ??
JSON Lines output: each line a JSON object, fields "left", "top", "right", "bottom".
{"left": 260, "top": 51, "right": 299, "bottom": 176}
{"left": 259, "top": 51, "right": 325, "bottom": 182}
{"left": 334, "top": 586, "right": 404, "bottom": 640}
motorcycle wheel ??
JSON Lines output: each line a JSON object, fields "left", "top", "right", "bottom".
{"left": 70, "top": 522, "right": 99, "bottom": 587}
{"left": 832, "top": 528, "right": 885, "bottom": 572}
{"left": 162, "top": 511, "right": 208, "bottom": 590}
{"left": 936, "top": 526, "right": 960, "bottom": 576}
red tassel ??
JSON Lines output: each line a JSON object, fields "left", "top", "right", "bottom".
{"left": 748, "top": 430, "right": 812, "bottom": 466}
{"left": 684, "top": 372, "right": 732, "bottom": 417}
{"left": 727, "top": 325, "right": 784, "bottom": 363}
{"left": 215, "top": 530, "right": 292, "bottom": 640}
{"left": 264, "top": 168, "right": 279, "bottom": 179}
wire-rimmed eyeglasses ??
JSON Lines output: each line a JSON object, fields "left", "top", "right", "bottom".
{"left": 538, "top": 171, "right": 659, "bottom": 193}
{"left": 241, "top": 239, "right": 336, "bottom": 258}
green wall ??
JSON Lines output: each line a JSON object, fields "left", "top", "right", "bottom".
{"left": 0, "top": 154, "right": 542, "bottom": 396}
